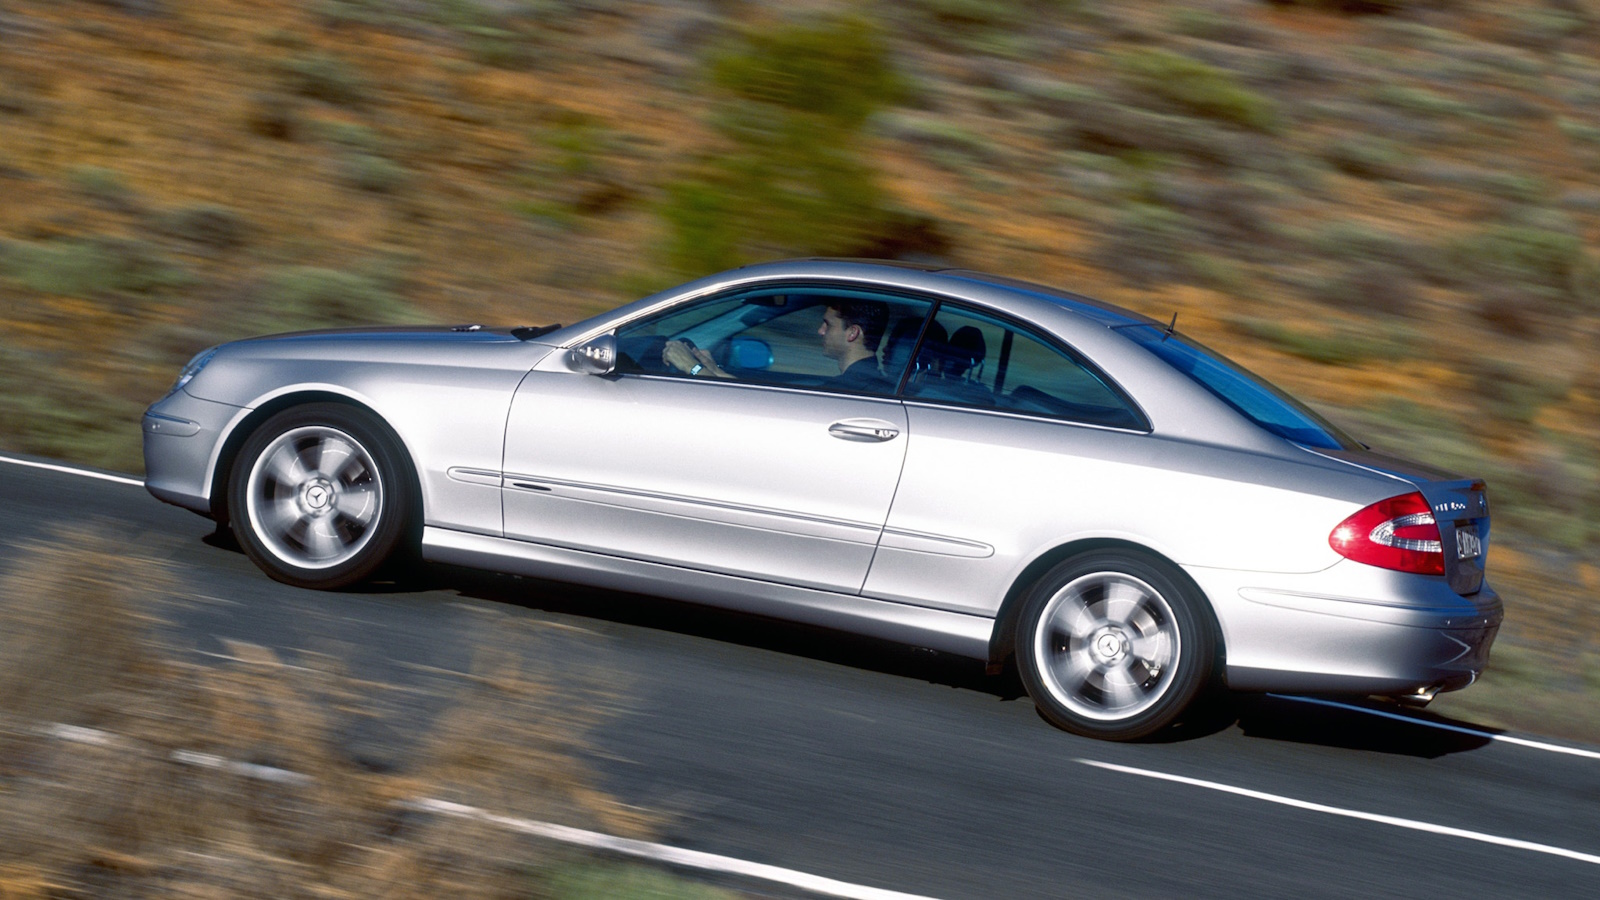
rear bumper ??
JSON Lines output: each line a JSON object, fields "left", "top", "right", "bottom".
{"left": 1187, "top": 561, "right": 1503, "bottom": 696}
{"left": 141, "top": 389, "right": 247, "bottom": 516}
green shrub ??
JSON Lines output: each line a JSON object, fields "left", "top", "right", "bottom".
{"left": 1115, "top": 48, "right": 1280, "bottom": 133}
{"left": 1232, "top": 317, "right": 1394, "bottom": 365}
{"left": 1262, "top": 0, "right": 1431, "bottom": 14}
{"left": 1097, "top": 203, "right": 1190, "bottom": 285}
{"left": 908, "top": 0, "right": 1077, "bottom": 31}
{"left": 659, "top": 15, "right": 917, "bottom": 275}
{"left": 1309, "top": 220, "right": 1432, "bottom": 271}
{"left": 1322, "top": 136, "right": 1407, "bottom": 179}
{"left": 0, "top": 237, "right": 187, "bottom": 298}
{"left": 340, "top": 153, "right": 410, "bottom": 193}
{"left": 278, "top": 53, "right": 371, "bottom": 106}
{"left": 1170, "top": 8, "right": 1269, "bottom": 44}
{"left": 1370, "top": 84, "right": 1478, "bottom": 120}
{"left": 708, "top": 16, "right": 900, "bottom": 129}
{"left": 1449, "top": 222, "right": 1583, "bottom": 296}
{"left": 317, "top": 121, "right": 386, "bottom": 153}
{"left": 1558, "top": 117, "right": 1600, "bottom": 145}
{"left": 160, "top": 204, "right": 249, "bottom": 251}
{"left": 254, "top": 266, "right": 417, "bottom": 330}
{"left": 1308, "top": 261, "right": 1421, "bottom": 316}
{"left": 67, "top": 165, "right": 134, "bottom": 207}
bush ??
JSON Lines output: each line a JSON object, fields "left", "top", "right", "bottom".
{"left": 1308, "top": 220, "right": 1433, "bottom": 272}
{"left": 67, "top": 165, "right": 135, "bottom": 208}
{"left": 1232, "top": 318, "right": 1394, "bottom": 365}
{"left": 659, "top": 15, "right": 917, "bottom": 275}
{"left": 1262, "top": 0, "right": 1436, "bottom": 13}
{"left": 708, "top": 16, "right": 900, "bottom": 129}
{"left": 1115, "top": 48, "right": 1280, "bottom": 133}
{"left": 1449, "top": 222, "right": 1583, "bottom": 297}
{"left": 1096, "top": 203, "right": 1191, "bottom": 285}
{"left": 906, "top": 0, "right": 1077, "bottom": 35}
{"left": 0, "top": 237, "right": 187, "bottom": 298}
{"left": 160, "top": 204, "right": 249, "bottom": 250}
{"left": 277, "top": 53, "right": 371, "bottom": 106}
{"left": 1370, "top": 85, "right": 1478, "bottom": 121}
{"left": 1322, "top": 136, "right": 1408, "bottom": 179}
{"left": 340, "top": 153, "right": 410, "bottom": 193}
{"left": 254, "top": 266, "right": 417, "bottom": 329}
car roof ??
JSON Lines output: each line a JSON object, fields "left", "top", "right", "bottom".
{"left": 753, "top": 258, "right": 1161, "bottom": 330}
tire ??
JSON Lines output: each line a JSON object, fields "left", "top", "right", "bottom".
{"left": 228, "top": 403, "right": 417, "bottom": 590}
{"left": 1015, "top": 550, "right": 1215, "bottom": 741}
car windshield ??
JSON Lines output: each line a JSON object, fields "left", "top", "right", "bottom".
{"left": 1125, "top": 325, "right": 1361, "bottom": 450}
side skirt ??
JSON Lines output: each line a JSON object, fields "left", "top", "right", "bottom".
{"left": 422, "top": 526, "right": 994, "bottom": 660}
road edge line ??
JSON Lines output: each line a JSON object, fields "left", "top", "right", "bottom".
{"left": 1078, "top": 758, "right": 1600, "bottom": 867}
{"left": 0, "top": 453, "right": 144, "bottom": 487}
{"left": 1268, "top": 694, "right": 1600, "bottom": 761}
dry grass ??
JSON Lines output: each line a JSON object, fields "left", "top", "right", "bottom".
{"left": 0, "top": 526, "right": 710, "bottom": 900}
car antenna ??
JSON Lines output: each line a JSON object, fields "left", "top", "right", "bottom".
{"left": 1162, "top": 311, "right": 1177, "bottom": 342}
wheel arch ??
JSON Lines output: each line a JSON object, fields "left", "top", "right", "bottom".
{"left": 987, "top": 538, "right": 1226, "bottom": 673}
{"left": 209, "top": 391, "right": 421, "bottom": 532}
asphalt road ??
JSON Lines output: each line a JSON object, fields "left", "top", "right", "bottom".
{"left": 4, "top": 456, "right": 1599, "bottom": 899}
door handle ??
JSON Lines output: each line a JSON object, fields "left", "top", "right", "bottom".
{"left": 828, "top": 419, "right": 900, "bottom": 442}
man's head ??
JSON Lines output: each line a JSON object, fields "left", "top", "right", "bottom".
{"left": 818, "top": 299, "right": 889, "bottom": 371}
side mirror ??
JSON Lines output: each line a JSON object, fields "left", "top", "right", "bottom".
{"left": 568, "top": 334, "right": 616, "bottom": 375}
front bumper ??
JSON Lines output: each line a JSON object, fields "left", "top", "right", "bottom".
{"left": 142, "top": 389, "right": 247, "bottom": 516}
{"left": 1187, "top": 560, "right": 1503, "bottom": 696}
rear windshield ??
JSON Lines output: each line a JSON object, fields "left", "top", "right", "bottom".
{"left": 1125, "top": 325, "right": 1360, "bottom": 451}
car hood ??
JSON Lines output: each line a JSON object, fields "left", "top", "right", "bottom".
{"left": 237, "top": 325, "right": 526, "bottom": 345}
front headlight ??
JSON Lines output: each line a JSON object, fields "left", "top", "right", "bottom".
{"left": 169, "top": 346, "right": 219, "bottom": 396}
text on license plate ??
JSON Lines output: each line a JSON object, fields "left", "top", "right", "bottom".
{"left": 1456, "top": 528, "right": 1482, "bottom": 561}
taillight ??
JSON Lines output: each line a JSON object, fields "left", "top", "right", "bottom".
{"left": 1329, "top": 492, "right": 1445, "bottom": 576}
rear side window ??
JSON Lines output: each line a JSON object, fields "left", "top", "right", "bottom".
{"left": 1125, "top": 325, "right": 1360, "bottom": 450}
{"left": 901, "top": 305, "right": 1146, "bottom": 430}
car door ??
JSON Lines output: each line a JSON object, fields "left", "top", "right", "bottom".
{"left": 501, "top": 287, "right": 933, "bottom": 594}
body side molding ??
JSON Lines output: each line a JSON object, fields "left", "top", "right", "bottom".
{"left": 422, "top": 526, "right": 993, "bottom": 659}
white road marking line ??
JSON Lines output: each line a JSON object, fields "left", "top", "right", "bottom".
{"left": 409, "top": 798, "right": 944, "bottom": 900}
{"left": 0, "top": 453, "right": 144, "bottom": 487}
{"left": 42, "top": 723, "right": 942, "bottom": 900}
{"left": 1269, "top": 694, "right": 1600, "bottom": 761}
{"left": 1078, "top": 759, "right": 1600, "bottom": 867}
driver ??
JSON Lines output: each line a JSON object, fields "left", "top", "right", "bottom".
{"left": 662, "top": 299, "right": 892, "bottom": 393}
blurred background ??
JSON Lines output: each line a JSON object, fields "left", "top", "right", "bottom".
{"left": 0, "top": 0, "right": 1595, "bottom": 737}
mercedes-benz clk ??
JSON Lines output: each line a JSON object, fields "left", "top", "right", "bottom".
{"left": 143, "top": 259, "right": 1501, "bottom": 740}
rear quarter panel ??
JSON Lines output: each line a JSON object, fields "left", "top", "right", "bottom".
{"left": 864, "top": 409, "right": 1412, "bottom": 619}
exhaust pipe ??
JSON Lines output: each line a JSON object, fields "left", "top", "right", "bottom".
{"left": 1391, "top": 685, "right": 1440, "bottom": 708}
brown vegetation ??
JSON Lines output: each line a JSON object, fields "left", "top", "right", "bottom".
{"left": 0, "top": 525, "right": 704, "bottom": 899}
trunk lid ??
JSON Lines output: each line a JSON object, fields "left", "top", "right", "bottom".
{"left": 1312, "top": 448, "right": 1489, "bottom": 595}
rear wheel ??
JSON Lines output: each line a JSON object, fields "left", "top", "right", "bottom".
{"left": 229, "top": 403, "right": 415, "bottom": 589}
{"left": 1016, "top": 550, "right": 1215, "bottom": 741}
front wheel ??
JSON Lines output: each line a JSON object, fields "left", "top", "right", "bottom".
{"left": 229, "top": 403, "right": 416, "bottom": 590}
{"left": 1016, "top": 550, "right": 1215, "bottom": 741}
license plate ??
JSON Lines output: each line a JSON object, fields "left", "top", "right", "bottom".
{"left": 1456, "top": 528, "right": 1482, "bottom": 561}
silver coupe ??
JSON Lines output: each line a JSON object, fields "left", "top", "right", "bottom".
{"left": 143, "top": 259, "right": 1500, "bottom": 740}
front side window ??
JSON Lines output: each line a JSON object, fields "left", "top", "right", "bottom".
{"left": 902, "top": 305, "right": 1146, "bottom": 430}
{"left": 1124, "top": 325, "right": 1360, "bottom": 450}
{"left": 613, "top": 287, "right": 933, "bottom": 398}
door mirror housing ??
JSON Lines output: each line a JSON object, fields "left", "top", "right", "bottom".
{"left": 568, "top": 334, "right": 616, "bottom": 375}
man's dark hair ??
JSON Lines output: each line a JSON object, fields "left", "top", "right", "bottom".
{"left": 829, "top": 299, "right": 889, "bottom": 352}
